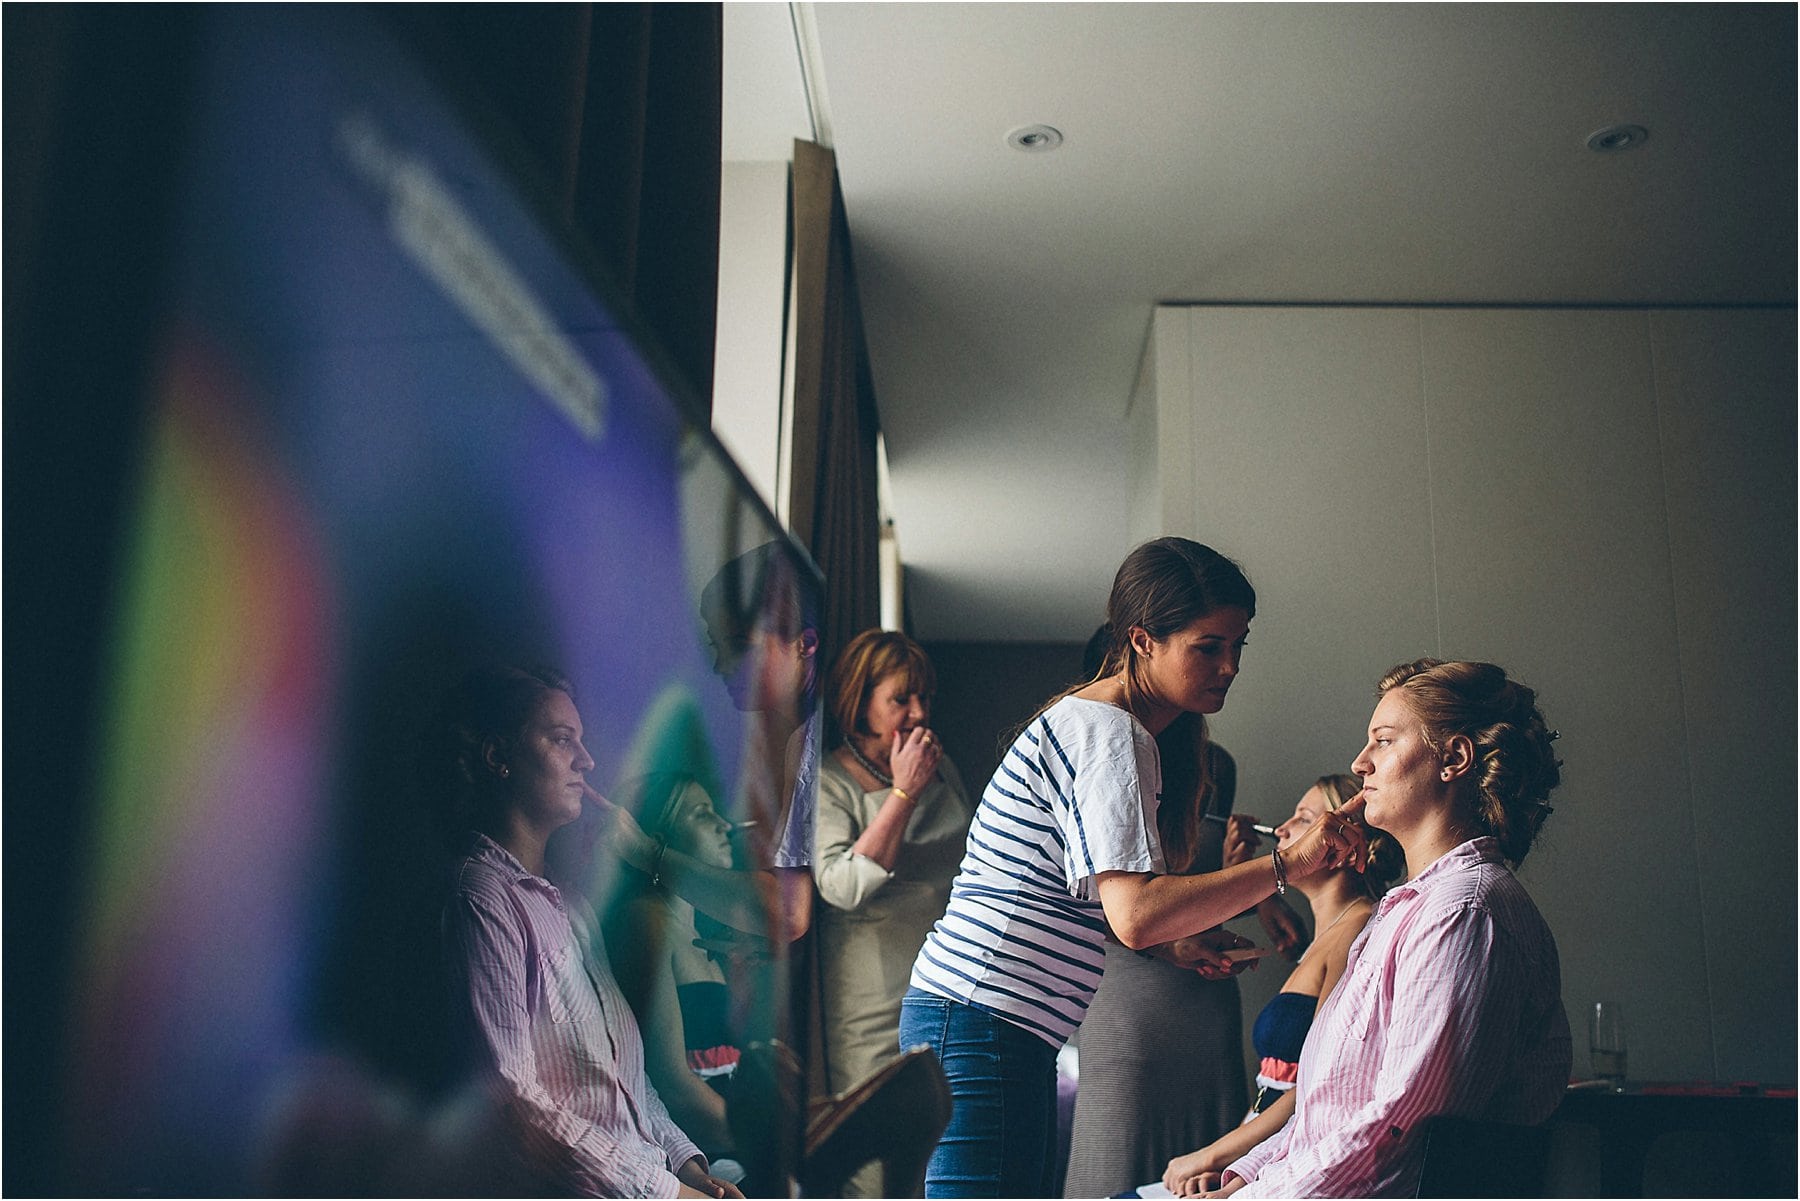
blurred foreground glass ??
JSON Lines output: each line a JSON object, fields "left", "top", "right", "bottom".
{"left": 58, "top": 7, "right": 817, "bottom": 1193}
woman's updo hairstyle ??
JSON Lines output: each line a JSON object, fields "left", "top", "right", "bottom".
{"left": 421, "top": 664, "right": 573, "bottom": 835}
{"left": 1315, "top": 773, "right": 1404, "bottom": 895}
{"left": 1376, "top": 658, "right": 1562, "bottom": 867}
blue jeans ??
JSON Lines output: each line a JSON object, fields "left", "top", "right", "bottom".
{"left": 898, "top": 987, "right": 1059, "bottom": 1198}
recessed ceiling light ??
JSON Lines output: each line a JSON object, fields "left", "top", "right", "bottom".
{"left": 1005, "top": 124, "right": 1063, "bottom": 152}
{"left": 1586, "top": 124, "right": 1649, "bottom": 153}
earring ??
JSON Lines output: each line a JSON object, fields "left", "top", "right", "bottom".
{"left": 500, "top": 765, "right": 510, "bottom": 778}
{"left": 1440, "top": 769, "right": 1452, "bottom": 781}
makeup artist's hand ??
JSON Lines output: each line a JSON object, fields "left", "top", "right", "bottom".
{"left": 1223, "top": 814, "right": 1263, "bottom": 867}
{"left": 1282, "top": 793, "right": 1368, "bottom": 879}
{"left": 584, "top": 784, "right": 655, "bottom": 872}
{"left": 1256, "top": 895, "right": 1307, "bottom": 959}
{"left": 1157, "top": 928, "right": 1257, "bottom": 979}
{"left": 692, "top": 933, "right": 775, "bottom": 963}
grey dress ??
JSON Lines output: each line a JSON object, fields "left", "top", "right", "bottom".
{"left": 1062, "top": 745, "right": 1249, "bottom": 1199}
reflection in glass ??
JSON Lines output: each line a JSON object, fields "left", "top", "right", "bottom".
{"left": 65, "top": 7, "right": 817, "bottom": 1195}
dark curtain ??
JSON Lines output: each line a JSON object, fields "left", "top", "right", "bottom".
{"left": 387, "top": 3, "right": 723, "bottom": 406}
{"left": 789, "top": 140, "right": 883, "bottom": 676}
{"left": 787, "top": 140, "right": 884, "bottom": 1116}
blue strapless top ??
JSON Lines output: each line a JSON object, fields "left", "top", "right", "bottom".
{"left": 1251, "top": 989, "right": 1317, "bottom": 1063}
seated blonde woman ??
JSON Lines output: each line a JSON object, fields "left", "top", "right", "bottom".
{"left": 1150, "top": 774, "right": 1404, "bottom": 1197}
{"left": 603, "top": 774, "right": 748, "bottom": 1185}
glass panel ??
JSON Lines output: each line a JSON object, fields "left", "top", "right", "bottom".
{"left": 73, "top": 9, "right": 815, "bottom": 1194}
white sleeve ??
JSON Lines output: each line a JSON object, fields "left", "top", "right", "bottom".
{"left": 1047, "top": 703, "right": 1165, "bottom": 899}
{"left": 774, "top": 712, "right": 817, "bottom": 868}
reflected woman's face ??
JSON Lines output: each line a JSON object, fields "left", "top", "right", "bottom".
{"left": 706, "top": 624, "right": 754, "bottom": 707}
{"left": 708, "top": 622, "right": 810, "bottom": 714}
{"left": 502, "top": 689, "right": 595, "bottom": 832}
{"left": 665, "top": 781, "right": 734, "bottom": 869}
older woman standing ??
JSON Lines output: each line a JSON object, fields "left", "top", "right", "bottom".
{"left": 1210, "top": 659, "right": 1570, "bottom": 1198}
{"left": 812, "top": 630, "right": 973, "bottom": 1193}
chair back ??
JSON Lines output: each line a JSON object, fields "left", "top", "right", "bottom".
{"left": 802, "top": 1046, "right": 952, "bottom": 1198}
{"left": 728, "top": 1041, "right": 804, "bottom": 1194}
{"left": 1414, "top": 1114, "right": 1550, "bottom": 1198}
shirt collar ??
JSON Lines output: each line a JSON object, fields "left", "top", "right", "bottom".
{"left": 1376, "top": 835, "right": 1502, "bottom": 911}
{"left": 470, "top": 832, "right": 563, "bottom": 899}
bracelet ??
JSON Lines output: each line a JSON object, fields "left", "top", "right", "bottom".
{"left": 1270, "top": 846, "right": 1287, "bottom": 895}
{"left": 891, "top": 785, "right": 913, "bottom": 803}
{"left": 650, "top": 835, "right": 668, "bottom": 889}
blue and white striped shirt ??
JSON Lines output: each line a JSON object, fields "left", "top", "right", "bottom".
{"left": 908, "top": 696, "right": 1165, "bottom": 1046}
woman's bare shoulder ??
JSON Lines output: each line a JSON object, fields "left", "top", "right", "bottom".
{"left": 617, "top": 889, "right": 676, "bottom": 942}
{"left": 1322, "top": 901, "right": 1377, "bottom": 959}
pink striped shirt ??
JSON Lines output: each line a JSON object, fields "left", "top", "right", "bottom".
{"left": 1228, "top": 837, "right": 1570, "bottom": 1197}
{"left": 443, "top": 835, "right": 703, "bottom": 1197}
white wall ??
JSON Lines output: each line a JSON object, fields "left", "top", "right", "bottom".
{"left": 1153, "top": 304, "right": 1796, "bottom": 1086}
{"left": 711, "top": 159, "right": 791, "bottom": 513}
{"left": 1126, "top": 323, "right": 1163, "bottom": 548}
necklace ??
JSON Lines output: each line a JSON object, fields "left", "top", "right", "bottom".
{"left": 1314, "top": 896, "right": 1372, "bottom": 941}
{"left": 1294, "top": 896, "right": 1372, "bottom": 967}
{"left": 843, "top": 738, "right": 893, "bottom": 787}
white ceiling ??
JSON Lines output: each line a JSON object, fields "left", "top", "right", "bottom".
{"left": 723, "top": 2, "right": 1796, "bottom": 643}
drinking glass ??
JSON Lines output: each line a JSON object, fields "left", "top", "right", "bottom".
{"left": 1589, "top": 1001, "right": 1627, "bottom": 1092}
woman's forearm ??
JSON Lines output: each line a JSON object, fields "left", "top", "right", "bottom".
{"left": 657, "top": 852, "right": 813, "bottom": 942}
{"left": 1096, "top": 856, "right": 1279, "bottom": 949}
{"left": 1215, "top": 1090, "right": 1295, "bottom": 1166}
{"left": 847, "top": 789, "right": 919, "bottom": 870}
{"left": 1099, "top": 809, "right": 1362, "bottom": 949}
{"left": 656, "top": 1068, "right": 732, "bottom": 1154}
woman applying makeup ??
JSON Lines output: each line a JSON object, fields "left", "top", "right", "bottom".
{"left": 898, "top": 539, "right": 1365, "bottom": 1198}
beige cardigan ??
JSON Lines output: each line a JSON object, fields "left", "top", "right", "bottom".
{"left": 811, "top": 753, "right": 974, "bottom": 1094}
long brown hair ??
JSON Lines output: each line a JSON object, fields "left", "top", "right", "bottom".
{"left": 1031, "top": 538, "right": 1257, "bottom": 873}
{"left": 420, "top": 664, "right": 573, "bottom": 837}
